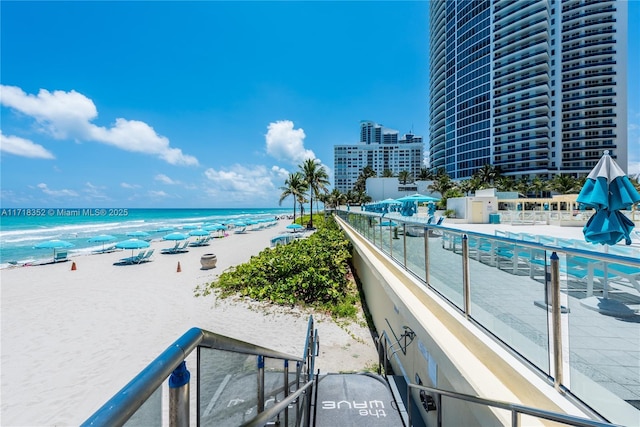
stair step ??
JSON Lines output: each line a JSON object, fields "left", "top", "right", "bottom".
{"left": 313, "top": 373, "right": 405, "bottom": 426}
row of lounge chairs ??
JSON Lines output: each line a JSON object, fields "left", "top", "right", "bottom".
{"left": 161, "top": 241, "right": 189, "bottom": 254}
{"left": 115, "top": 249, "right": 154, "bottom": 265}
{"left": 189, "top": 236, "right": 212, "bottom": 247}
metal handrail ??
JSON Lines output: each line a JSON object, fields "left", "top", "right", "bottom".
{"left": 82, "top": 327, "right": 305, "bottom": 427}
{"left": 240, "top": 379, "right": 315, "bottom": 427}
{"left": 376, "top": 327, "right": 620, "bottom": 427}
{"left": 407, "top": 383, "right": 623, "bottom": 427}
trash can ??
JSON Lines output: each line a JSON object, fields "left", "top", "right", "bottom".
{"left": 489, "top": 214, "right": 500, "bottom": 224}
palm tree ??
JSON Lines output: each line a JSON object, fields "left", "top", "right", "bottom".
{"left": 495, "top": 175, "right": 515, "bottom": 192}
{"left": 514, "top": 176, "right": 531, "bottom": 196}
{"left": 549, "top": 174, "right": 580, "bottom": 194}
{"left": 381, "top": 169, "right": 395, "bottom": 178}
{"left": 530, "top": 176, "right": 548, "bottom": 198}
{"left": 354, "top": 165, "right": 376, "bottom": 192}
{"left": 418, "top": 167, "right": 433, "bottom": 181}
{"left": 474, "top": 164, "right": 501, "bottom": 187}
{"left": 300, "top": 158, "right": 330, "bottom": 228}
{"left": 428, "top": 168, "right": 454, "bottom": 196}
{"left": 398, "top": 170, "right": 412, "bottom": 184}
{"left": 279, "top": 172, "right": 307, "bottom": 222}
{"left": 324, "top": 188, "right": 346, "bottom": 209}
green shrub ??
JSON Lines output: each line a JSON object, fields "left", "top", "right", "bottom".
{"left": 197, "top": 217, "right": 357, "bottom": 318}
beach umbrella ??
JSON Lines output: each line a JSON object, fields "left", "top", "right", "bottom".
{"left": 35, "top": 239, "right": 74, "bottom": 261}
{"left": 126, "top": 230, "right": 150, "bottom": 238}
{"left": 286, "top": 223, "right": 304, "bottom": 232}
{"left": 188, "top": 229, "right": 210, "bottom": 237}
{"left": 577, "top": 150, "right": 640, "bottom": 246}
{"left": 156, "top": 226, "right": 175, "bottom": 232}
{"left": 181, "top": 224, "right": 200, "bottom": 230}
{"left": 396, "top": 193, "right": 440, "bottom": 203}
{"left": 162, "top": 232, "right": 189, "bottom": 241}
{"left": 204, "top": 224, "right": 226, "bottom": 231}
{"left": 115, "top": 238, "right": 150, "bottom": 258}
{"left": 88, "top": 234, "right": 116, "bottom": 251}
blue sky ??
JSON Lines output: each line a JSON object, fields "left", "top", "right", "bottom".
{"left": 0, "top": 1, "right": 637, "bottom": 209}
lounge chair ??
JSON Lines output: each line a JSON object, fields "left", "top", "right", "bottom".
{"left": 161, "top": 241, "right": 189, "bottom": 254}
{"left": 189, "top": 236, "right": 211, "bottom": 247}
{"left": 137, "top": 249, "right": 154, "bottom": 263}
{"left": 117, "top": 250, "right": 146, "bottom": 265}
{"left": 54, "top": 251, "right": 68, "bottom": 262}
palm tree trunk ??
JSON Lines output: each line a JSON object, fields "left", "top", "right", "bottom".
{"left": 309, "top": 191, "right": 314, "bottom": 228}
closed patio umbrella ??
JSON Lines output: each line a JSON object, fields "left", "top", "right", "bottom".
{"left": 577, "top": 151, "right": 640, "bottom": 246}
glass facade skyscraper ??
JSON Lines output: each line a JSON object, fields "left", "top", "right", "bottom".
{"left": 429, "top": 0, "right": 627, "bottom": 180}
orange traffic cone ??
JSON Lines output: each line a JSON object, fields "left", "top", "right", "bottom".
{"left": 71, "top": 261, "right": 77, "bottom": 271}
{"left": 177, "top": 262, "right": 182, "bottom": 273}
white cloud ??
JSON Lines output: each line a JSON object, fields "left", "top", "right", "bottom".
{"left": 121, "top": 182, "right": 141, "bottom": 189}
{"left": 154, "top": 173, "right": 180, "bottom": 185}
{"left": 271, "top": 165, "right": 291, "bottom": 180}
{"left": 83, "top": 182, "right": 111, "bottom": 201}
{"left": 0, "top": 85, "right": 198, "bottom": 166}
{"left": 148, "top": 190, "right": 171, "bottom": 198}
{"left": 0, "top": 130, "right": 55, "bottom": 159}
{"left": 204, "top": 164, "right": 277, "bottom": 198}
{"left": 37, "top": 183, "right": 78, "bottom": 197}
{"left": 265, "top": 120, "right": 315, "bottom": 165}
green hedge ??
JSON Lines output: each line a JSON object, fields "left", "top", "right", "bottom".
{"left": 196, "top": 218, "right": 358, "bottom": 318}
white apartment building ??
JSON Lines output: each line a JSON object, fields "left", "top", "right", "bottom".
{"left": 334, "top": 121, "right": 424, "bottom": 192}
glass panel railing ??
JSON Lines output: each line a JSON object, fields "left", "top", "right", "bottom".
{"left": 198, "top": 349, "right": 259, "bottom": 426}
{"left": 431, "top": 229, "right": 465, "bottom": 309}
{"left": 467, "top": 241, "right": 551, "bottom": 373}
{"left": 336, "top": 209, "right": 639, "bottom": 425}
{"left": 561, "top": 251, "right": 640, "bottom": 426}
{"left": 405, "top": 226, "right": 427, "bottom": 281}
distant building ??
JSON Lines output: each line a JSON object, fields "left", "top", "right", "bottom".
{"left": 428, "top": 0, "right": 628, "bottom": 180}
{"left": 334, "top": 121, "right": 424, "bottom": 192}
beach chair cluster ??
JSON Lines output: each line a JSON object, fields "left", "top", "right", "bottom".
{"left": 189, "top": 236, "right": 212, "bottom": 247}
{"left": 115, "top": 249, "right": 154, "bottom": 265}
{"left": 161, "top": 241, "right": 190, "bottom": 254}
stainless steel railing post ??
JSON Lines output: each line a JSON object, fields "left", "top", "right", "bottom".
{"left": 168, "top": 361, "right": 190, "bottom": 427}
{"left": 424, "top": 227, "right": 430, "bottom": 284}
{"left": 550, "top": 252, "right": 564, "bottom": 391}
{"left": 462, "top": 235, "right": 471, "bottom": 319}
{"left": 403, "top": 223, "right": 407, "bottom": 268}
{"left": 257, "top": 355, "right": 265, "bottom": 413}
{"left": 284, "top": 359, "right": 289, "bottom": 426}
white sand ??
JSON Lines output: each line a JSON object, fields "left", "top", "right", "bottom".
{"left": 0, "top": 221, "right": 378, "bottom": 426}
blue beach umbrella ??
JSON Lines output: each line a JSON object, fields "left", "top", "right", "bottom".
{"left": 286, "top": 223, "right": 303, "bottom": 231}
{"left": 162, "top": 232, "right": 188, "bottom": 241}
{"left": 204, "top": 224, "right": 226, "bottom": 231}
{"left": 88, "top": 234, "right": 116, "bottom": 251}
{"left": 188, "top": 229, "right": 210, "bottom": 237}
{"left": 115, "top": 238, "right": 150, "bottom": 257}
{"left": 35, "top": 239, "right": 74, "bottom": 261}
{"left": 126, "top": 231, "right": 150, "bottom": 238}
{"left": 577, "top": 151, "right": 640, "bottom": 246}
{"left": 181, "top": 224, "right": 200, "bottom": 230}
{"left": 156, "top": 226, "right": 175, "bottom": 232}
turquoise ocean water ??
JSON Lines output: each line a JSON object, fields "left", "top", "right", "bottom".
{"left": 0, "top": 208, "right": 291, "bottom": 267}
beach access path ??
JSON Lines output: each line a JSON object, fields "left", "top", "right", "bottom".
{"left": 0, "top": 220, "right": 378, "bottom": 426}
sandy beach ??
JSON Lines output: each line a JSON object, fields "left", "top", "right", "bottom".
{"left": 0, "top": 220, "right": 378, "bottom": 426}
